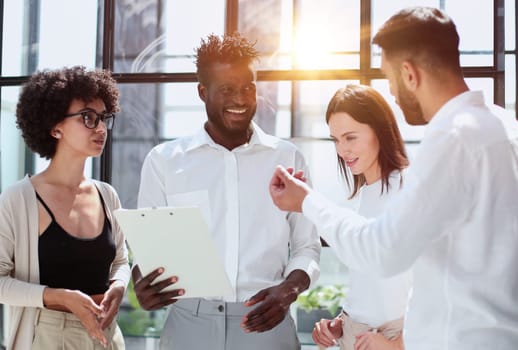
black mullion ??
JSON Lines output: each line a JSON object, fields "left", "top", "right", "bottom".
{"left": 23, "top": 0, "right": 41, "bottom": 176}
{"left": 515, "top": 0, "right": 518, "bottom": 120}
{"left": 226, "top": 0, "right": 239, "bottom": 34}
{"left": 291, "top": 0, "right": 300, "bottom": 138}
{"left": 494, "top": 0, "right": 505, "bottom": 108}
{"left": 359, "top": 0, "right": 372, "bottom": 86}
{"left": 99, "top": 0, "right": 116, "bottom": 183}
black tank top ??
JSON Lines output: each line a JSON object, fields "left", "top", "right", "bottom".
{"left": 37, "top": 188, "right": 116, "bottom": 295}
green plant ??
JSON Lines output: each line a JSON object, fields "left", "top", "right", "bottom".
{"left": 295, "top": 284, "right": 346, "bottom": 316}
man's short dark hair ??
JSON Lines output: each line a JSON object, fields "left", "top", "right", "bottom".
{"left": 195, "top": 32, "right": 259, "bottom": 85}
{"left": 373, "top": 7, "right": 461, "bottom": 73}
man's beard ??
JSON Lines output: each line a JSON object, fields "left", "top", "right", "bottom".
{"left": 397, "top": 78, "right": 427, "bottom": 125}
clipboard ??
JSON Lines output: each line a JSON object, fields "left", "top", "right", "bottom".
{"left": 114, "top": 207, "right": 233, "bottom": 299}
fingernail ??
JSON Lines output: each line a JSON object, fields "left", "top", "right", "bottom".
{"left": 179, "top": 290, "right": 184, "bottom": 295}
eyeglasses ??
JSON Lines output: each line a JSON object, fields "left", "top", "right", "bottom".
{"left": 64, "top": 110, "right": 116, "bottom": 130}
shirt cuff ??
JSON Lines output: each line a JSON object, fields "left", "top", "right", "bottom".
{"left": 285, "top": 257, "right": 320, "bottom": 288}
{"left": 110, "top": 265, "right": 131, "bottom": 289}
{"left": 33, "top": 284, "right": 46, "bottom": 308}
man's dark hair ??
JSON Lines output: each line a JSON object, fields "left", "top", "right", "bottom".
{"left": 16, "top": 65, "right": 120, "bottom": 159}
{"left": 373, "top": 7, "right": 461, "bottom": 74}
{"left": 195, "top": 32, "right": 259, "bottom": 85}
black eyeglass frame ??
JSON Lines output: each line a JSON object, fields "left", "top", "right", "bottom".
{"left": 64, "top": 109, "right": 116, "bottom": 130}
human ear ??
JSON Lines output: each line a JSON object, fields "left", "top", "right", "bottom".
{"left": 51, "top": 130, "right": 62, "bottom": 139}
{"left": 197, "top": 83, "right": 207, "bottom": 103}
{"left": 400, "top": 61, "right": 420, "bottom": 92}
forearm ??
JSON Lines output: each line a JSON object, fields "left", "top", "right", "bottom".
{"left": 43, "top": 287, "right": 71, "bottom": 309}
{"left": 43, "top": 287, "right": 99, "bottom": 312}
{"left": 281, "top": 269, "right": 310, "bottom": 300}
{"left": 0, "top": 276, "right": 46, "bottom": 308}
{"left": 286, "top": 211, "right": 321, "bottom": 286}
{"left": 302, "top": 191, "right": 412, "bottom": 276}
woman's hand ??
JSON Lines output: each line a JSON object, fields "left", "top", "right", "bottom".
{"left": 43, "top": 288, "right": 107, "bottom": 347}
{"left": 99, "top": 281, "right": 125, "bottom": 330}
{"left": 312, "top": 317, "right": 343, "bottom": 348}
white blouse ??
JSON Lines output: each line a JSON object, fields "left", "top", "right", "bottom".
{"left": 342, "top": 172, "right": 411, "bottom": 327}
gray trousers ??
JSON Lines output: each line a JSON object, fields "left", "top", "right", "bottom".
{"left": 159, "top": 298, "right": 300, "bottom": 350}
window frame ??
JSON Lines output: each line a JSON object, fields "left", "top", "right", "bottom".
{"left": 0, "top": 0, "right": 513, "bottom": 184}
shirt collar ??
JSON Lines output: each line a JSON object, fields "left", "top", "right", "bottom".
{"left": 185, "top": 121, "right": 279, "bottom": 152}
{"left": 428, "top": 90, "right": 485, "bottom": 130}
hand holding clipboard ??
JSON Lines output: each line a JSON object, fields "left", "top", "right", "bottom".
{"left": 114, "top": 207, "right": 233, "bottom": 309}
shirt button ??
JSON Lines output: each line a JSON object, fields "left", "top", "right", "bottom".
{"left": 218, "top": 305, "right": 224, "bottom": 312}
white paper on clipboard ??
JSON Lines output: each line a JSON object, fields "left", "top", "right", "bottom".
{"left": 114, "top": 207, "right": 233, "bottom": 299}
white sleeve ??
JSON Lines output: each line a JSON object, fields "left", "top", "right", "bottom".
{"left": 284, "top": 151, "right": 321, "bottom": 286}
{"left": 138, "top": 148, "right": 168, "bottom": 208}
{"left": 303, "top": 127, "right": 475, "bottom": 277}
{"left": 100, "top": 183, "right": 130, "bottom": 287}
{"left": 0, "top": 189, "right": 46, "bottom": 308}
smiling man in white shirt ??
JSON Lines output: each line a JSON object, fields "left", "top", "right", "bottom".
{"left": 131, "top": 33, "right": 320, "bottom": 350}
{"left": 269, "top": 7, "right": 518, "bottom": 350}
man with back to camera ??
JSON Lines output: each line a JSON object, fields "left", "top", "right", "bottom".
{"left": 269, "top": 6, "right": 518, "bottom": 350}
{"left": 131, "top": 32, "right": 321, "bottom": 349}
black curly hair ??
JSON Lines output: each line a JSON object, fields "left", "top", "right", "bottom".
{"left": 16, "top": 65, "right": 120, "bottom": 159}
{"left": 195, "top": 32, "right": 259, "bottom": 85}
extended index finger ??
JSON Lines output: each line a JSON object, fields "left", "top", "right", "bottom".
{"left": 131, "top": 264, "right": 143, "bottom": 282}
{"left": 132, "top": 265, "right": 164, "bottom": 288}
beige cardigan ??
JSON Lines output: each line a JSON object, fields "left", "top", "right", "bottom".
{"left": 0, "top": 176, "right": 130, "bottom": 350}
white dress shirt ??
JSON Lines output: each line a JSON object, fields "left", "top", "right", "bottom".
{"left": 139, "top": 122, "right": 320, "bottom": 302}
{"left": 302, "top": 91, "right": 518, "bottom": 350}
{"left": 343, "top": 172, "right": 412, "bottom": 327}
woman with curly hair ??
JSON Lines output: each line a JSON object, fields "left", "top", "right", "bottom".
{"left": 0, "top": 66, "right": 130, "bottom": 349}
